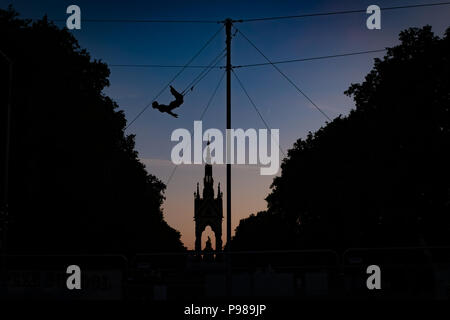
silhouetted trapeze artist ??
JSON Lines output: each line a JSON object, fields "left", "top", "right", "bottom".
{"left": 152, "top": 85, "right": 184, "bottom": 118}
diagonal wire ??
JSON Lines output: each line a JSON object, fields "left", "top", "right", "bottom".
{"left": 34, "top": 2, "right": 450, "bottom": 24}
{"left": 236, "top": 2, "right": 450, "bottom": 22}
{"left": 110, "top": 64, "right": 224, "bottom": 69}
{"left": 235, "top": 27, "right": 332, "bottom": 122}
{"left": 182, "top": 49, "right": 226, "bottom": 95}
{"left": 232, "top": 69, "right": 286, "bottom": 158}
{"left": 233, "top": 49, "right": 387, "bottom": 68}
{"left": 165, "top": 164, "right": 179, "bottom": 188}
{"left": 166, "top": 70, "right": 226, "bottom": 186}
{"left": 109, "top": 48, "right": 385, "bottom": 69}
{"left": 199, "top": 71, "right": 226, "bottom": 120}
{"left": 125, "top": 25, "right": 224, "bottom": 130}
{"left": 186, "top": 54, "right": 226, "bottom": 95}
{"left": 43, "top": 18, "right": 221, "bottom": 23}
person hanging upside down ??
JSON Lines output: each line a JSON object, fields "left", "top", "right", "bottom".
{"left": 152, "top": 86, "right": 184, "bottom": 118}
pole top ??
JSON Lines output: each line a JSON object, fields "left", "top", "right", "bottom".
{"left": 221, "top": 18, "right": 242, "bottom": 25}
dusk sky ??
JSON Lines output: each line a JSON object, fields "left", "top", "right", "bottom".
{"left": 3, "top": 0, "right": 450, "bottom": 249}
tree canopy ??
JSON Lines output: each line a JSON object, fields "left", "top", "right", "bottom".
{"left": 0, "top": 6, "right": 185, "bottom": 254}
{"left": 232, "top": 25, "right": 450, "bottom": 251}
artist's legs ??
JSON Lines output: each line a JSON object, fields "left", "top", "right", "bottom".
{"left": 170, "top": 85, "right": 183, "bottom": 101}
{"left": 168, "top": 100, "right": 183, "bottom": 110}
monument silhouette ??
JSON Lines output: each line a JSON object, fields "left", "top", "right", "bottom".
{"left": 194, "top": 141, "right": 223, "bottom": 253}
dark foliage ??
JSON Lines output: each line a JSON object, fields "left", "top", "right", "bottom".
{"left": 232, "top": 25, "right": 450, "bottom": 251}
{"left": 0, "top": 6, "right": 185, "bottom": 254}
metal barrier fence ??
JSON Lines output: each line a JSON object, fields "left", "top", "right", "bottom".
{"left": 1, "top": 247, "right": 450, "bottom": 300}
{"left": 0, "top": 254, "right": 127, "bottom": 300}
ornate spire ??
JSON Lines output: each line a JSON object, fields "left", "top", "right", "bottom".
{"left": 203, "top": 139, "right": 214, "bottom": 199}
{"left": 195, "top": 182, "right": 200, "bottom": 199}
{"left": 205, "top": 138, "right": 211, "bottom": 165}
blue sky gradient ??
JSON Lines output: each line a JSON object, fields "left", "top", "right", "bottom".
{"left": 3, "top": 0, "right": 450, "bottom": 248}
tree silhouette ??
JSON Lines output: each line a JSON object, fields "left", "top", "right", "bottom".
{"left": 0, "top": 6, "right": 185, "bottom": 254}
{"left": 232, "top": 25, "right": 450, "bottom": 251}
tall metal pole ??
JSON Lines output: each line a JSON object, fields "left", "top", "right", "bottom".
{"left": 225, "top": 18, "right": 232, "bottom": 296}
{"left": 0, "top": 51, "right": 12, "bottom": 292}
{"left": 0, "top": 49, "right": 12, "bottom": 255}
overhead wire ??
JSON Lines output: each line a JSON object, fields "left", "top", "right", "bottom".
{"left": 35, "top": 2, "right": 450, "bottom": 24}
{"left": 102, "top": 1, "right": 450, "bottom": 183}
{"left": 124, "top": 25, "right": 224, "bottom": 130}
{"left": 165, "top": 70, "right": 226, "bottom": 186}
{"left": 109, "top": 64, "right": 223, "bottom": 69}
{"left": 236, "top": 2, "right": 450, "bottom": 22}
{"left": 108, "top": 48, "right": 386, "bottom": 69}
{"left": 43, "top": 18, "right": 221, "bottom": 23}
{"left": 235, "top": 27, "right": 332, "bottom": 121}
{"left": 232, "top": 69, "right": 286, "bottom": 158}
{"left": 181, "top": 48, "right": 226, "bottom": 95}
{"left": 233, "top": 49, "right": 387, "bottom": 68}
